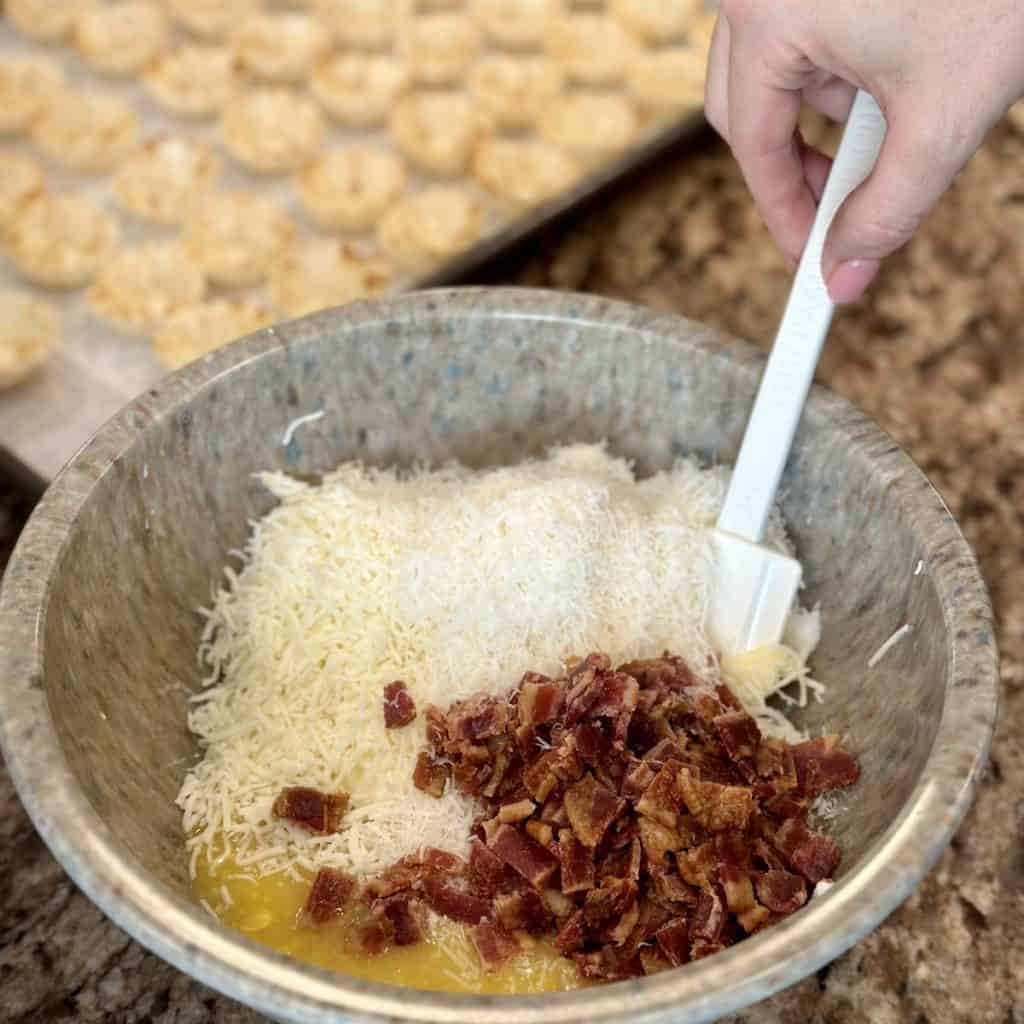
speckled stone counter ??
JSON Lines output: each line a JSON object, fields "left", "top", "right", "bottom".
{"left": 1, "top": 119, "right": 1022, "bottom": 1022}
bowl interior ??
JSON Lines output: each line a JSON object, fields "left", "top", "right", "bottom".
{"left": 43, "top": 295, "right": 944, "bottom": 905}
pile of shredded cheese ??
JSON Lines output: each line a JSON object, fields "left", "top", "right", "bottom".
{"left": 177, "top": 445, "right": 822, "bottom": 881}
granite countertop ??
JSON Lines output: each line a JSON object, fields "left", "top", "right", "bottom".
{"left": 1, "top": 119, "right": 1022, "bottom": 1022}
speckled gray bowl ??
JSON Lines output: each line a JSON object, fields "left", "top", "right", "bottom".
{"left": 0, "top": 289, "right": 998, "bottom": 1023}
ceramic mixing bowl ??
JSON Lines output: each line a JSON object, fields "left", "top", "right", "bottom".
{"left": 0, "top": 289, "right": 998, "bottom": 1023}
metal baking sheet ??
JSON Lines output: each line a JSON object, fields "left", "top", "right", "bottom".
{"left": 0, "top": 5, "right": 714, "bottom": 489}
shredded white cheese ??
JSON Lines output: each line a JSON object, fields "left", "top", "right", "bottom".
{"left": 177, "top": 445, "right": 820, "bottom": 880}
{"left": 281, "top": 409, "right": 325, "bottom": 446}
{"left": 867, "top": 622, "right": 913, "bottom": 669}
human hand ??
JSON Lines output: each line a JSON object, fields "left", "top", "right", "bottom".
{"left": 704, "top": 0, "right": 1024, "bottom": 302}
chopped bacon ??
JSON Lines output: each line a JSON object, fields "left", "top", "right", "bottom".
{"left": 618, "top": 655, "right": 696, "bottom": 693}
{"left": 720, "top": 864, "right": 756, "bottom": 914}
{"left": 677, "top": 766, "right": 754, "bottom": 833}
{"left": 690, "top": 884, "right": 727, "bottom": 950}
{"left": 272, "top": 786, "right": 349, "bottom": 834}
{"left": 549, "top": 737, "right": 584, "bottom": 784}
{"left": 300, "top": 868, "right": 355, "bottom": 926}
{"left": 539, "top": 885, "right": 576, "bottom": 919}
{"left": 383, "top": 680, "right": 416, "bottom": 729}
{"left": 387, "top": 649, "right": 856, "bottom": 983}
{"left": 469, "top": 921, "right": 521, "bottom": 971}
{"left": 413, "top": 751, "right": 449, "bottom": 798}
{"left": 489, "top": 823, "right": 559, "bottom": 887}
{"left": 606, "top": 896, "right": 641, "bottom": 946}
{"left": 498, "top": 798, "right": 536, "bottom": 823}
{"left": 791, "top": 735, "right": 860, "bottom": 797}
{"left": 563, "top": 654, "right": 609, "bottom": 725}
{"left": 522, "top": 750, "right": 559, "bottom": 802}
{"left": 583, "top": 877, "right": 638, "bottom": 929}
{"left": 636, "top": 761, "right": 682, "bottom": 828}
{"left": 676, "top": 841, "right": 719, "bottom": 888}
{"left": 642, "top": 737, "right": 686, "bottom": 765}
{"left": 640, "top": 946, "right": 672, "bottom": 974}
{"left": 772, "top": 818, "right": 841, "bottom": 883}
{"left": 621, "top": 759, "right": 657, "bottom": 801}
{"left": 649, "top": 862, "right": 698, "bottom": 907}
{"left": 525, "top": 819, "right": 555, "bottom": 848}
{"left": 539, "top": 794, "right": 569, "bottom": 827}
{"left": 358, "top": 920, "right": 391, "bottom": 956}
{"left": 737, "top": 903, "right": 776, "bottom": 934}
{"left": 559, "top": 831, "right": 596, "bottom": 893}
{"left": 518, "top": 677, "right": 563, "bottom": 728}
{"left": 655, "top": 916, "right": 691, "bottom": 966}
{"left": 573, "top": 721, "right": 610, "bottom": 763}
{"left": 421, "top": 873, "right": 491, "bottom": 924}
{"left": 420, "top": 848, "right": 464, "bottom": 874}
{"left": 467, "top": 838, "right": 523, "bottom": 897}
{"left": 364, "top": 860, "right": 420, "bottom": 900}
{"left": 638, "top": 817, "right": 681, "bottom": 864}
{"left": 677, "top": 813, "right": 709, "bottom": 850}
{"left": 425, "top": 704, "right": 448, "bottom": 750}
{"left": 589, "top": 672, "right": 640, "bottom": 742}
{"left": 373, "top": 894, "right": 424, "bottom": 946}
{"left": 448, "top": 695, "right": 509, "bottom": 742}
{"left": 763, "top": 790, "right": 810, "bottom": 818}
{"left": 564, "top": 774, "right": 626, "bottom": 847}
{"left": 713, "top": 710, "right": 761, "bottom": 777}
{"left": 573, "top": 946, "right": 643, "bottom": 981}
{"left": 755, "top": 870, "right": 808, "bottom": 914}
{"left": 494, "top": 889, "right": 552, "bottom": 933}
{"left": 554, "top": 909, "right": 587, "bottom": 955}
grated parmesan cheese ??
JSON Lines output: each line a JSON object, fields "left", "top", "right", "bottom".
{"left": 177, "top": 445, "right": 821, "bottom": 880}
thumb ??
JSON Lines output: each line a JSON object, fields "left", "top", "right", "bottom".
{"left": 823, "top": 101, "right": 976, "bottom": 303}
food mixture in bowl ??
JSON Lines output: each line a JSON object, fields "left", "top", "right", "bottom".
{"left": 178, "top": 445, "right": 857, "bottom": 993}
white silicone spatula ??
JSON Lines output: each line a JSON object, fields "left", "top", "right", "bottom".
{"left": 709, "top": 91, "right": 888, "bottom": 656}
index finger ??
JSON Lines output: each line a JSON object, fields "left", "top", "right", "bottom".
{"left": 726, "top": 33, "right": 816, "bottom": 262}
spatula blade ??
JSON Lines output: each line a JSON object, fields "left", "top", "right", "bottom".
{"left": 709, "top": 529, "right": 802, "bottom": 656}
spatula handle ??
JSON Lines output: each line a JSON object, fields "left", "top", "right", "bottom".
{"left": 717, "top": 90, "right": 888, "bottom": 542}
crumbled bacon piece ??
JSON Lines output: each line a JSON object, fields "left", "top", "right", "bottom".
{"left": 448, "top": 695, "right": 509, "bottom": 742}
{"left": 300, "top": 867, "right": 355, "bottom": 926}
{"left": 358, "top": 920, "right": 391, "bottom": 956}
{"left": 467, "top": 838, "right": 523, "bottom": 897}
{"left": 636, "top": 761, "right": 682, "bottom": 828}
{"left": 649, "top": 861, "right": 698, "bottom": 907}
{"left": 539, "top": 794, "right": 569, "bottom": 827}
{"left": 720, "top": 863, "right": 756, "bottom": 914}
{"left": 638, "top": 817, "right": 681, "bottom": 864}
{"left": 489, "top": 823, "right": 559, "bottom": 887}
{"left": 273, "top": 786, "right": 348, "bottom": 834}
{"left": 573, "top": 946, "right": 643, "bottom": 981}
{"left": 554, "top": 909, "right": 586, "bottom": 954}
{"left": 558, "top": 831, "right": 596, "bottom": 893}
{"left": 383, "top": 680, "right": 416, "bottom": 729}
{"left": 640, "top": 946, "right": 672, "bottom": 974}
{"left": 583, "top": 877, "right": 638, "bottom": 930}
{"left": 572, "top": 721, "right": 610, "bottom": 763}
{"left": 518, "top": 677, "right": 563, "bottom": 728}
{"left": 655, "top": 916, "right": 690, "bottom": 966}
{"left": 755, "top": 870, "right": 808, "bottom": 914}
{"left": 495, "top": 889, "right": 552, "bottom": 933}
{"left": 791, "top": 735, "right": 860, "bottom": 797}
{"left": 469, "top": 921, "right": 520, "bottom": 970}
{"left": 564, "top": 773, "right": 626, "bottom": 847}
{"left": 713, "top": 710, "right": 761, "bottom": 777}
{"left": 373, "top": 894, "right": 424, "bottom": 946}
{"left": 677, "top": 766, "right": 754, "bottom": 833}
{"left": 772, "top": 818, "right": 841, "bottom": 883}
{"left": 498, "top": 798, "right": 536, "bottom": 823}
{"left": 421, "top": 873, "right": 491, "bottom": 924}
{"left": 690, "top": 884, "right": 728, "bottom": 951}
{"left": 413, "top": 751, "right": 449, "bottom": 798}
{"left": 676, "top": 841, "right": 718, "bottom": 888}
{"left": 522, "top": 749, "right": 559, "bottom": 802}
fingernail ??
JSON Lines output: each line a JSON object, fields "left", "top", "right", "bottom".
{"left": 827, "top": 259, "right": 880, "bottom": 304}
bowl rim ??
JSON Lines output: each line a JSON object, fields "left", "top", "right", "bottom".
{"left": 0, "top": 288, "right": 999, "bottom": 1023}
